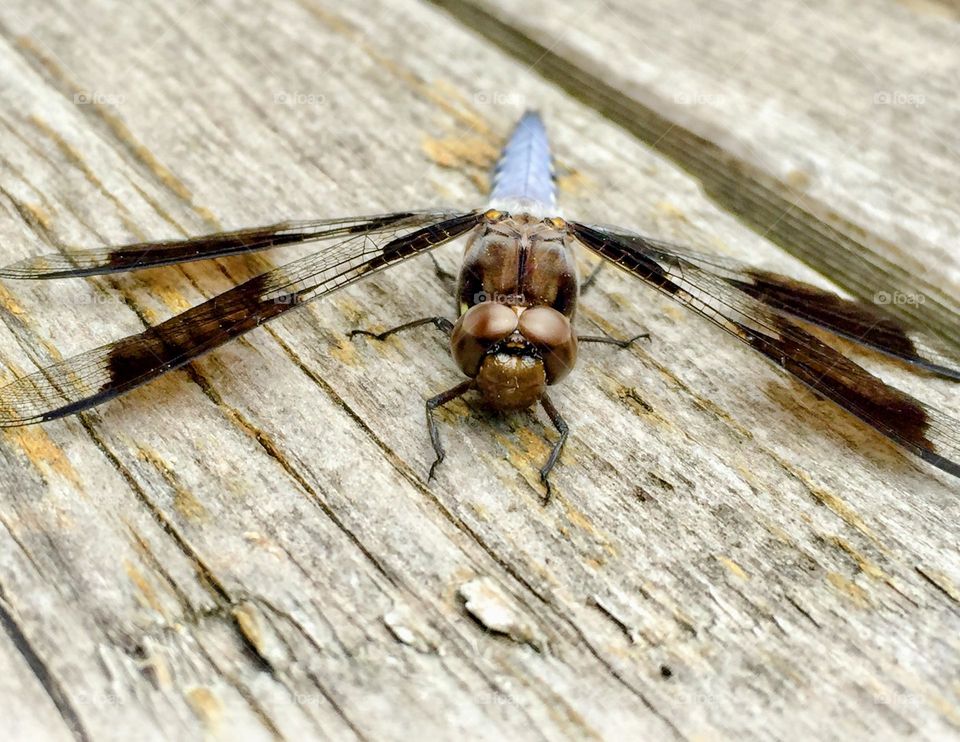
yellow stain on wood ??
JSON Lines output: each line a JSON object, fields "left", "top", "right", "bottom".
{"left": 655, "top": 200, "right": 690, "bottom": 223}
{"left": 671, "top": 608, "right": 698, "bottom": 636}
{"left": 3, "top": 425, "right": 81, "bottom": 489}
{"left": 826, "top": 571, "right": 870, "bottom": 607}
{"left": 173, "top": 488, "right": 209, "bottom": 523}
{"left": 808, "top": 487, "right": 881, "bottom": 548}
{"left": 767, "top": 458, "right": 885, "bottom": 549}
{"left": 422, "top": 134, "right": 499, "bottom": 191}
{"left": 930, "top": 694, "right": 960, "bottom": 726}
{"left": 764, "top": 522, "right": 796, "bottom": 545}
{"left": 422, "top": 134, "right": 497, "bottom": 169}
{"left": 918, "top": 568, "right": 960, "bottom": 603}
{"left": 436, "top": 395, "right": 471, "bottom": 425}
{"left": 555, "top": 169, "right": 593, "bottom": 197}
{"left": 138, "top": 447, "right": 209, "bottom": 522}
{"left": 828, "top": 536, "right": 889, "bottom": 581}
{"left": 130, "top": 269, "right": 194, "bottom": 315}
{"left": 733, "top": 463, "right": 766, "bottom": 492}
{"left": 124, "top": 560, "right": 166, "bottom": 617}
{"left": 608, "top": 382, "right": 675, "bottom": 433}
{"left": 661, "top": 304, "right": 688, "bottom": 322}
{"left": 184, "top": 686, "right": 223, "bottom": 735}
{"left": 466, "top": 501, "right": 490, "bottom": 521}
{"left": 330, "top": 295, "right": 365, "bottom": 325}
{"left": 139, "top": 305, "right": 160, "bottom": 326}
{"left": 717, "top": 556, "right": 749, "bottom": 580}
{"left": 328, "top": 336, "right": 362, "bottom": 367}
{"left": 426, "top": 80, "right": 494, "bottom": 135}
{"left": 528, "top": 469, "right": 618, "bottom": 557}
{"left": 691, "top": 396, "right": 753, "bottom": 440}
{"left": 232, "top": 602, "right": 264, "bottom": 655}
{"left": 18, "top": 201, "right": 53, "bottom": 233}
{"left": 495, "top": 424, "right": 549, "bottom": 493}
{"left": 561, "top": 504, "right": 595, "bottom": 534}
{"left": 0, "top": 284, "right": 26, "bottom": 316}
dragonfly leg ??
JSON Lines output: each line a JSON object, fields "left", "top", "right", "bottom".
{"left": 350, "top": 316, "right": 454, "bottom": 342}
{"left": 579, "top": 330, "right": 650, "bottom": 348}
{"left": 429, "top": 254, "right": 458, "bottom": 296}
{"left": 580, "top": 260, "right": 604, "bottom": 293}
{"left": 539, "top": 393, "right": 569, "bottom": 505}
{"left": 426, "top": 379, "right": 475, "bottom": 481}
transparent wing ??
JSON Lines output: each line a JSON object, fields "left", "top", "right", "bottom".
{"left": 573, "top": 222, "right": 960, "bottom": 480}
{"left": 0, "top": 210, "right": 459, "bottom": 279}
{"left": 585, "top": 225, "right": 960, "bottom": 380}
{"left": 0, "top": 211, "right": 482, "bottom": 426}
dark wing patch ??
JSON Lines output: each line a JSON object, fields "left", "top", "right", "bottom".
{"left": 572, "top": 222, "right": 960, "bottom": 480}
{"left": 588, "top": 227, "right": 960, "bottom": 380}
{"left": 0, "top": 212, "right": 482, "bottom": 426}
{"left": 0, "top": 211, "right": 455, "bottom": 278}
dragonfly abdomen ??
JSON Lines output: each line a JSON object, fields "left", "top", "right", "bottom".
{"left": 488, "top": 111, "right": 557, "bottom": 217}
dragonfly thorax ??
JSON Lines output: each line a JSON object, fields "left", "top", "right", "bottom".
{"left": 456, "top": 211, "right": 579, "bottom": 319}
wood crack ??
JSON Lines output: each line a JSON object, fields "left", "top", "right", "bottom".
{"left": 0, "top": 582, "right": 92, "bottom": 742}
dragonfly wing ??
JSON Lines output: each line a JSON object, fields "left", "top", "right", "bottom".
{"left": 584, "top": 225, "right": 960, "bottom": 380}
{"left": 572, "top": 222, "right": 960, "bottom": 479}
{"left": 0, "top": 210, "right": 460, "bottom": 278}
{"left": 0, "top": 211, "right": 482, "bottom": 426}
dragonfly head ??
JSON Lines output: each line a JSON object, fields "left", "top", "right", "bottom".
{"left": 451, "top": 302, "right": 577, "bottom": 411}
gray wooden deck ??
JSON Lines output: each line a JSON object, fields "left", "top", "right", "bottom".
{"left": 0, "top": 0, "right": 958, "bottom": 739}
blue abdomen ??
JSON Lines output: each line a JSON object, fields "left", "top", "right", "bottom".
{"left": 488, "top": 111, "right": 557, "bottom": 215}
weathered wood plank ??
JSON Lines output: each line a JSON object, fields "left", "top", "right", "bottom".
{"left": 0, "top": 0, "right": 957, "bottom": 740}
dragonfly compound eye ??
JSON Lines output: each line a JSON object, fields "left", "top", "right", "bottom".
{"left": 451, "top": 301, "right": 519, "bottom": 377}
{"left": 517, "top": 306, "right": 578, "bottom": 384}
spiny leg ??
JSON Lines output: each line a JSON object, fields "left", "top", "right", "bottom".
{"left": 539, "top": 393, "right": 569, "bottom": 505}
{"left": 350, "top": 316, "right": 454, "bottom": 342}
{"left": 580, "top": 260, "right": 604, "bottom": 294}
{"left": 579, "top": 331, "right": 649, "bottom": 348}
{"left": 579, "top": 259, "right": 647, "bottom": 345}
{"left": 426, "top": 379, "right": 475, "bottom": 480}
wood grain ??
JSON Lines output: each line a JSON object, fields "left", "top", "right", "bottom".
{"left": 0, "top": 0, "right": 957, "bottom": 740}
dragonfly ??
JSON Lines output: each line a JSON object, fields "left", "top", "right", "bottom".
{"left": 0, "top": 111, "right": 958, "bottom": 500}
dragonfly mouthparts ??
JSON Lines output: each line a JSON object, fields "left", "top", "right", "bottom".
{"left": 489, "top": 334, "right": 541, "bottom": 359}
